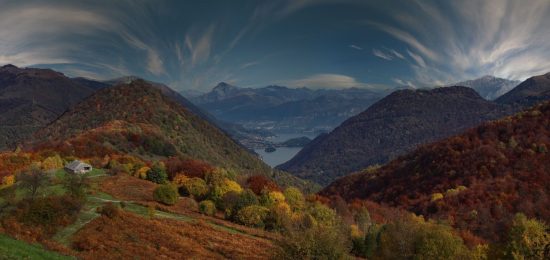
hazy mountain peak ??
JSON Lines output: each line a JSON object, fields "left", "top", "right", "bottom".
{"left": 449, "top": 75, "right": 520, "bottom": 100}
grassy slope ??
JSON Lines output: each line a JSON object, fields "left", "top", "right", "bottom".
{"left": 1, "top": 167, "right": 277, "bottom": 258}
{"left": 0, "top": 234, "right": 73, "bottom": 260}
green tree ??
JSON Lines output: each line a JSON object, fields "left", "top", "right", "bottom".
{"left": 504, "top": 213, "right": 549, "bottom": 259}
{"left": 146, "top": 162, "right": 168, "bottom": 184}
{"left": 283, "top": 187, "right": 305, "bottom": 211}
{"left": 153, "top": 184, "right": 178, "bottom": 205}
{"left": 236, "top": 205, "right": 269, "bottom": 228}
{"left": 224, "top": 189, "right": 258, "bottom": 219}
{"left": 64, "top": 174, "right": 89, "bottom": 200}
{"left": 199, "top": 200, "right": 216, "bottom": 216}
{"left": 274, "top": 218, "right": 351, "bottom": 260}
{"left": 180, "top": 177, "right": 209, "bottom": 200}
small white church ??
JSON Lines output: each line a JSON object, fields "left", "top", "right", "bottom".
{"left": 65, "top": 160, "right": 93, "bottom": 174}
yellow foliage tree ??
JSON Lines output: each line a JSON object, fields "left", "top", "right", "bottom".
{"left": 172, "top": 174, "right": 189, "bottom": 186}
{"left": 136, "top": 166, "right": 150, "bottom": 179}
{"left": 42, "top": 155, "right": 64, "bottom": 170}
{"left": 269, "top": 191, "right": 286, "bottom": 204}
{"left": 1, "top": 175, "right": 15, "bottom": 188}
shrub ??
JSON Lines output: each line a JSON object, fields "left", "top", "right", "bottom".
{"left": 283, "top": 187, "right": 305, "bottom": 211}
{"left": 227, "top": 189, "right": 259, "bottom": 219}
{"left": 199, "top": 200, "right": 216, "bottom": 216}
{"left": 308, "top": 202, "right": 338, "bottom": 227}
{"left": 153, "top": 184, "right": 178, "bottom": 205}
{"left": 98, "top": 202, "right": 121, "bottom": 219}
{"left": 260, "top": 190, "right": 286, "bottom": 208}
{"left": 164, "top": 157, "right": 213, "bottom": 179}
{"left": 376, "top": 215, "right": 470, "bottom": 259}
{"left": 146, "top": 162, "right": 168, "bottom": 184}
{"left": 265, "top": 202, "right": 292, "bottom": 231}
{"left": 209, "top": 178, "right": 243, "bottom": 205}
{"left": 236, "top": 205, "right": 269, "bottom": 228}
{"left": 431, "top": 193, "right": 444, "bottom": 202}
{"left": 246, "top": 175, "right": 280, "bottom": 195}
{"left": 12, "top": 195, "right": 83, "bottom": 234}
{"left": 136, "top": 166, "right": 150, "bottom": 179}
{"left": 274, "top": 220, "right": 351, "bottom": 260}
{"left": 180, "top": 177, "right": 209, "bottom": 199}
{"left": 171, "top": 174, "right": 189, "bottom": 186}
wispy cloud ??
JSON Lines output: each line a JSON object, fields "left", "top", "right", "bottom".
{"left": 389, "top": 49, "right": 405, "bottom": 59}
{"left": 406, "top": 49, "right": 426, "bottom": 68}
{"left": 184, "top": 24, "right": 216, "bottom": 68}
{"left": 373, "top": 49, "right": 393, "bottom": 60}
{"left": 392, "top": 78, "right": 417, "bottom": 88}
{"left": 285, "top": 73, "right": 368, "bottom": 89}
{"left": 369, "top": 0, "right": 550, "bottom": 85}
{"left": 349, "top": 44, "right": 363, "bottom": 50}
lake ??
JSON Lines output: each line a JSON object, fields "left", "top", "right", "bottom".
{"left": 254, "top": 133, "right": 318, "bottom": 167}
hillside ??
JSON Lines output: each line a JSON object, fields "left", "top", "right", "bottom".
{"left": 278, "top": 86, "right": 515, "bottom": 185}
{"left": 449, "top": 75, "right": 519, "bottom": 100}
{"left": 192, "top": 82, "right": 387, "bottom": 134}
{"left": 0, "top": 65, "right": 96, "bottom": 150}
{"left": 106, "top": 77, "right": 273, "bottom": 150}
{"left": 496, "top": 72, "right": 550, "bottom": 106}
{"left": 30, "top": 80, "right": 271, "bottom": 175}
{"left": 321, "top": 102, "right": 550, "bottom": 241}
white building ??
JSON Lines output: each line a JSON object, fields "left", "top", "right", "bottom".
{"left": 65, "top": 160, "right": 92, "bottom": 174}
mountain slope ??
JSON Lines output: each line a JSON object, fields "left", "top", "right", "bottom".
{"left": 496, "top": 72, "right": 550, "bottom": 106}
{"left": 278, "top": 86, "right": 515, "bottom": 185}
{"left": 321, "top": 102, "right": 550, "bottom": 241}
{"left": 450, "top": 75, "right": 519, "bottom": 100}
{"left": 192, "top": 83, "right": 387, "bottom": 134}
{"left": 106, "top": 77, "right": 272, "bottom": 149}
{"left": 0, "top": 65, "right": 96, "bottom": 150}
{"left": 31, "top": 80, "right": 271, "bottom": 175}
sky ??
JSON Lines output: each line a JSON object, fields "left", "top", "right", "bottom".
{"left": 1, "top": 0, "right": 549, "bottom": 92}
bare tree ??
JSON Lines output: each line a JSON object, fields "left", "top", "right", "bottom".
{"left": 17, "top": 166, "right": 49, "bottom": 200}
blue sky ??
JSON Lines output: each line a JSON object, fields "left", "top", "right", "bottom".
{"left": 1, "top": 0, "right": 549, "bottom": 91}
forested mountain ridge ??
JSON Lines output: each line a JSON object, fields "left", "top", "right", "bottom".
{"left": 278, "top": 86, "right": 516, "bottom": 185}
{"left": 321, "top": 101, "right": 550, "bottom": 241}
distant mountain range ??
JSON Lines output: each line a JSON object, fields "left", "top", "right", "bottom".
{"left": 0, "top": 65, "right": 98, "bottom": 150}
{"left": 321, "top": 101, "right": 550, "bottom": 241}
{"left": 277, "top": 86, "right": 518, "bottom": 185}
{"left": 449, "top": 75, "right": 519, "bottom": 100}
{"left": 190, "top": 82, "right": 390, "bottom": 134}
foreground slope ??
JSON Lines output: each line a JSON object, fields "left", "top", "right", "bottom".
{"left": 0, "top": 65, "right": 96, "bottom": 150}
{"left": 31, "top": 80, "right": 270, "bottom": 175}
{"left": 322, "top": 102, "right": 550, "bottom": 241}
{"left": 279, "top": 86, "right": 514, "bottom": 185}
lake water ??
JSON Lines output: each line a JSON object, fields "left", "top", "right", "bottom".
{"left": 254, "top": 133, "right": 318, "bottom": 167}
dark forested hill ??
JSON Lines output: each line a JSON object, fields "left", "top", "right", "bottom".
{"left": 278, "top": 86, "right": 515, "bottom": 185}
{"left": 321, "top": 102, "right": 550, "bottom": 241}
{"left": 0, "top": 65, "right": 96, "bottom": 150}
{"left": 496, "top": 72, "right": 550, "bottom": 106}
{"left": 31, "top": 80, "right": 271, "bottom": 175}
